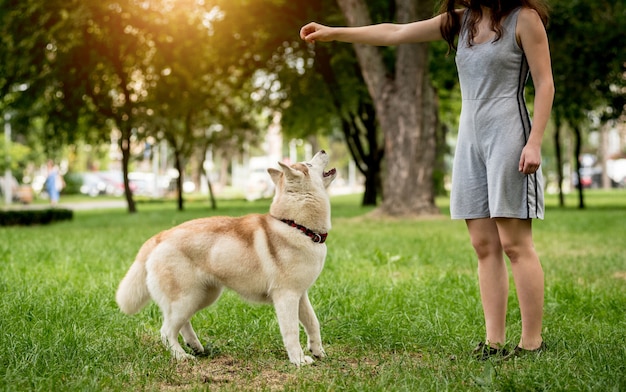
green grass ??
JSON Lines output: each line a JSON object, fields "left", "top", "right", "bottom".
{"left": 1, "top": 190, "right": 625, "bottom": 391}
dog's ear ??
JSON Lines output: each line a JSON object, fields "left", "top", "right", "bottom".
{"left": 268, "top": 167, "right": 282, "bottom": 185}
{"left": 277, "top": 161, "right": 304, "bottom": 180}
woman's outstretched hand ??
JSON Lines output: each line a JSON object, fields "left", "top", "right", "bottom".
{"left": 300, "top": 22, "right": 333, "bottom": 43}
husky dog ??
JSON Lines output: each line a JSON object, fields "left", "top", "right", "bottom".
{"left": 116, "top": 150, "right": 337, "bottom": 366}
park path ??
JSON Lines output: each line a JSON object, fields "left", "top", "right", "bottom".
{"left": 3, "top": 199, "right": 127, "bottom": 211}
{"left": 58, "top": 200, "right": 127, "bottom": 210}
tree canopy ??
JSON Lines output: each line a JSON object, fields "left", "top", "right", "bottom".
{"left": 1, "top": 0, "right": 624, "bottom": 213}
{"left": 0, "top": 0, "right": 309, "bottom": 211}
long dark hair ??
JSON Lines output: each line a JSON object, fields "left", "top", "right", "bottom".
{"left": 438, "top": 0, "right": 549, "bottom": 51}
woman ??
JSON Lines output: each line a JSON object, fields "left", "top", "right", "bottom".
{"left": 300, "top": 0, "right": 554, "bottom": 359}
{"left": 45, "top": 160, "right": 61, "bottom": 206}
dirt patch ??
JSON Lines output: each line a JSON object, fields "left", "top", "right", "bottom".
{"left": 157, "top": 355, "right": 297, "bottom": 391}
{"left": 612, "top": 271, "right": 626, "bottom": 281}
{"left": 150, "top": 347, "right": 426, "bottom": 390}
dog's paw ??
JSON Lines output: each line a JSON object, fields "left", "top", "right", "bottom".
{"left": 177, "top": 354, "right": 197, "bottom": 361}
{"left": 299, "top": 355, "right": 315, "bottom": 367}
{"left": 290, "top": 354, "right": 315, "bottom": 367}
{"left": 186, "top": 343, "right": 204, "bottom": 356}
{"left": 310, "top": 346, "right": 326, "bottom": 359}
{"left": 173, "top": 351, "right": 197, "bottom": 361}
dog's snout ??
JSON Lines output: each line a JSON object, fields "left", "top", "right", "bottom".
{"left": 320, "top": 150, "right": 326, "bottom": 154}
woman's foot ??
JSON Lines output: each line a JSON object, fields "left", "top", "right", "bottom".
{"left": 503, "top": 341, "right": 546, "bottom": 360}
{"left": 472, "top": 341, "right": 509, "bottom": 360}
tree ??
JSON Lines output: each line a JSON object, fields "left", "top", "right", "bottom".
{"left": 149, "top": 0, "right": 316, "bottom": 210}
{"left": 2, "top": 0, "right": 445, "bottom": 215}
{"left": 280, "top": 0, "right": 458, "bottom": 206}
{"left": 316, "top": 45, "right": 384, "bottom": 206}
{"left": 333, "top": 0, "right": 439, "bottom": 216}
{"left": 142, "top": 1, "right": 260, "bottom": 211}
{"left": 1, "top": 0, "right": 295, "bottom": 212}
{"left": 13, "top": 0, "right": 161, "bottom": 212}
{"left": 549, "top": 0, "right": 626, "bottom": 208}
{"left": 282, "top": 38, "right": 384, "bottom": 206}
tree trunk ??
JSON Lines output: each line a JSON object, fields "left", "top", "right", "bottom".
{"left": 337, "top": 0, "right": 438, "bottom": 217}
{"left": 174, "top": 149, "right": 184, "bottom": 211}
{"left": 111, "top": 68, "right": 137, "bottom": 214}
{"left": 599, "top": 123, "right": 611, "bottom": 189}
{"left": 340, "top": 114, "right": 381, "bottom": 206}
{"left": 120, "top": 124, "right": 137, "bottom": 214}
{"left": 572, "top": 124, "right": 585, "bottom": 209}
{"left": 554, "top": 114, "right": 564, "bottom": 207}
{"left": 201, "top": 143, "right": 217, "bottom": 210}
{"left": 205, "top": 169, "right": 217, "bottom": 210}
{"left": 361, "top": 101, "right": 383, "bottom": 205}
{"left": 362, "top": 164, "right": 380, "bottom": 205}
{"left": 313, "top": 44, "right": 382, "bottom": 206}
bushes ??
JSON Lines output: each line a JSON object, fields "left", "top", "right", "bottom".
{"left": 0, "top": 208, "right": 73, "bottom": 226}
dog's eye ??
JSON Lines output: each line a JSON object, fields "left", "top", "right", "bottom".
{"left": 305, "top": 163, "right": 312, "bottom": 167}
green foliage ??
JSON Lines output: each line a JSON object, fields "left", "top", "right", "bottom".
{"left": 0, "top": 0, "right": 320, "bottom": 211}
{"left": 429, "top": 40, "right": 462, "bottom": 130}
{"left": 0, "top": 138, "right": 31, "bottom": 180}
{"left": 0, "top": 191, "right": 624, "bottom": 390}
{"left": 549, "top": 0, "right": 626, "bottom": 124}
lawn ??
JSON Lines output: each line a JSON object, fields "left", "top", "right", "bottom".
{"left": 1, "top": 190, "right": 625, "bottom": 391}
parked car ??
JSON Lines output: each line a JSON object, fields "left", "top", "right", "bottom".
{"left": 98, "top": 171, "right": 136, "bottom": 196}
{"left": 79, "top": 172, "right": 108, "bottom": 197}
{"left": 572, "top": 167, "right": 602, "bottom": 189}
{"left": 76, "top": 171, "right": 136, "bottom": 197}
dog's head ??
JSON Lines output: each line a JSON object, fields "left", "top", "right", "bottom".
{"left": 268, "top": 150, "right": 336, "bottom": 229}
{"left": 267, "top": 150, "right": 337, "bottom": 191}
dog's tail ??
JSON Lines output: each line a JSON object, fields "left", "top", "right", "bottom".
{"left": 115, "top": 237, "right": 156, "bottom": 315}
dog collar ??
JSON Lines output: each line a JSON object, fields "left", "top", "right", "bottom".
{"left": 279, "top": 219, "right": 328, "bottom": 244}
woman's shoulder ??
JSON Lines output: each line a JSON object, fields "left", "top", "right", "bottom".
{"left": 517, "top": 7, "right": 546, "bottom": 28}
{"left": 516, "top": 7, "right": 547, "bottom": 36}
{"left": 515, "top": 7, "right": 549, "bottom": 49}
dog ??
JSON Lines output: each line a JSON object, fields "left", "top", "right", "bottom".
{"left": 116, "top": 150, "right": 337, "bottom": 366}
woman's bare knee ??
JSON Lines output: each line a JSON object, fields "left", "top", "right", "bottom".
{"left": 466, "top": 219, "right": 502, "bottom": 259}
{"left": 495, "top": 218, "right": 535, "bottom": 262}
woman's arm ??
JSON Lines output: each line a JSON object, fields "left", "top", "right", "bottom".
{"left": 517, "top": 8, "right": 555, "bottom": 174}
{"left": 300, "top": 14, "right": 448, "bottom": 46}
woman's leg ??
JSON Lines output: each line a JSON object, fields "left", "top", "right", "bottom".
{"left": 495, "top": 218, "right": 544, "bottom": 350}
{"left": 466, "top": 218, "right": 508, "bottom": 347}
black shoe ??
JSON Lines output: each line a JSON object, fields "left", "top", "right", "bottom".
{"left": 503, "top": 341, "right": 546, "bottom": 360}
{"left": 472, "top": 341, "right": 509, "bottom": 360}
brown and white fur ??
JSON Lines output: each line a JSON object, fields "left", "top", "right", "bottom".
{"left": 115, "top": 150, "right": 337, "bottom": 366}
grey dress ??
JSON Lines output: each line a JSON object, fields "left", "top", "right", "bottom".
{"left": 450, "top": 7, "right": 544, "bottom": 220}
